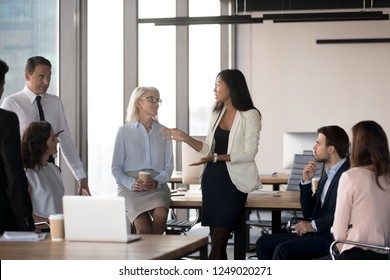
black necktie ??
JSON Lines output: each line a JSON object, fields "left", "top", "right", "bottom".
{"left": 36, "top": 96, "right": 45, "bottom": 121}
{"left": 35, "top": 95, "right": 55, "bottom": 164}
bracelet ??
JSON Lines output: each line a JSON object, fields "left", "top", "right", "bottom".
{"left": 213, "top": 153, "right": 218, "bottom": 163}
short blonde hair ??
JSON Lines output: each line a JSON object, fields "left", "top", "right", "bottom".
{"left": 125, "top": 86, "right": 160, "bottom": 124}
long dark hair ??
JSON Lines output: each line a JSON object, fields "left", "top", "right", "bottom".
{"left": 22, "top": 121, "right": 52, "bottom": 169}
{"left": 351, "top": 120, "right": 390, "bottom": 190}
{"left": 213, "top": 69, "right": 261, "bottom": 117}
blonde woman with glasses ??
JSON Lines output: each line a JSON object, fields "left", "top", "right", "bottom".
{"left": 112, "top": 86, "right": 173, "bottom": 234}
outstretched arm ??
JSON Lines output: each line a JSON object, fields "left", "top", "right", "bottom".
{"left": 160, "top": 128, "right": 203, "bottom": 152}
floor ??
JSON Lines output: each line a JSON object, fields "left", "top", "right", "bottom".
{"left": 181, "top": 210, "right": 271, "bottom": 260}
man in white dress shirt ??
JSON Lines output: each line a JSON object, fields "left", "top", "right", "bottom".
{"left": 0, "top": 56, "right": 90, "bottom": 195}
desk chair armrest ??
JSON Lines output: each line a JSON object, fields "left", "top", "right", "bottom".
{"left": 34, "top": 221, "right": 51, "bottom": 233}
{"left": 330, "top": 240, "right": 390, "bottom": 260}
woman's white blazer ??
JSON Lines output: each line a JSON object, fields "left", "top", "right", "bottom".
{"left": 199, "top": 106, "right": 262, "bottom": 193}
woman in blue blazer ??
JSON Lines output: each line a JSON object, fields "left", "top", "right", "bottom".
{"left": 161, "top": 69, "right": 262, "bottom": 259}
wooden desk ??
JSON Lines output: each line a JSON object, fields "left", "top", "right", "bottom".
{"left": 169, "top": 173, "right": 183, "bottom": 189}
{"left": 236, "top": 191, "right": 301, "bottom": 259}
{"left": 169, "top": 173, "right": 289, "bottom": 191}
{"left": 170, "top": 191, "right": 300, "bottom": 260}
{"left": 0, "top": 234, "right": 208, "bottom": 260}
{"left": 169, "top": 173, "right": 290, "bottom": 233}
{"left": 258, "top": 173, "right": 289, "bottom": 190}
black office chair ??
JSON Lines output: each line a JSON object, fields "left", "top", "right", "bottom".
{"left": 34, "top": 221, "right": 51, "bottom": 233}
{"left": 246, "top": 210, "right": 273, "bottom": 234}
{"left": 165, "top": 208, "right": 200, "bottom": 235}
{"left": 247, "top": 153, "right": 324, "bottom": 234}
{"left": 330, "top": 240, "right": 390, "bottom": 260}
{"left": 282, "top": 153, "right": 324, "bottom": 218}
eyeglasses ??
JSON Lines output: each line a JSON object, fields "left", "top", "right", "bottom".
{"left": 140, "top": 96, "right": 162, "bottom": 105}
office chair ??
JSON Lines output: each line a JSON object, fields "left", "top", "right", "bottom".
{"left": 246, "top": 210, "right": 273, "bottom": 234}
{"left": 282, "top": 153, "right": 324, "bottom": 217}
{"left": 166, "top": 186, "right": 201, "bottom": 235}
{"left": 330, "top": 240, "right": 390, "bottom": 260}
{"left": 34, "top": 221, "right": 51, "bottom": 233}
{"left": 247, "top": 153, "right": 325, "bottom": 234}
{"left": 165, "top": 209, "right": 200, "bottom": 235}
{"left": 165, "top": 137, "right": 204, "bottom": 235}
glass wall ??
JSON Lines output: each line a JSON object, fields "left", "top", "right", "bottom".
{"left": 188, "top": 0, "right": 220, "bottom": 135}
{"left": 0, "top": 0, "right": 58, "bottom": 102}
{"left": 87, "top": 0, "right": 123, "bottom": 195}
{"left": 138, "top": 0, "right": 176, "bottom": 129}
{"left": 87, "top": 0, "right": 223, "bottom": 195}
{"left": 1, "top": 0, "right": 225, "bottom": 196}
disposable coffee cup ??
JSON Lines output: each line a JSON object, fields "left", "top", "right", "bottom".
{"left": 49, "top": 214, "right": 64, "bottom": 241}
{"left": 139, "top": 171, "right": 151, "bottom": 183}
{"left": 312, "top": 177, "right": 320, "bottom": 194}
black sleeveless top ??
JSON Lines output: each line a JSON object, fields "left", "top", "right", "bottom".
{"left": 214, "top": 126, "right": 229, "bottom": 155}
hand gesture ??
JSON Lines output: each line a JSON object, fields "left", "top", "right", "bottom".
{"left": 160, "top": 128, "right": 188, "bottom": 142}
{"left": 302, "top": 161, "right": 317, "bottom": 182}
{"left": 190, "top": 154, "right": 214, "bottom": 166}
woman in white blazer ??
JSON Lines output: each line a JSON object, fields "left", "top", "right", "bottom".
{"left": 333, "top": 120, "right": 390, "bottom": 259}
{"left": 161, "top": 69, "right": 262, "bottom": 259}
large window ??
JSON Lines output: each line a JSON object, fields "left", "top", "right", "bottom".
{"left": 0, "top": 0, "right": 58, "bottom": 102}
{"left": 87, "top": 0, "right": 123, "bottom": 195}
{"left": 1, "top": 0, "right": 226, "bottom": 196}
{"left": 138, "top": 0, "right": 176, "bottom": 129}
{"left": 87, "top": 0, "right": 224, "bottom": 195}
{"left": 189, "top": 0, "right": 220, "bottom": 135}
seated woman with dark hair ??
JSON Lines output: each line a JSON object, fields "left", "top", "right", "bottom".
{"left": 21, "top": 121, "right": 65, "bottom": 224}
{"left": 333, "top": 120, "right": 390, "bottom": 260}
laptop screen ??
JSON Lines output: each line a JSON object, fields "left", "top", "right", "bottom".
{"left": 63, "top": 195, "right": 133, "bottom": 242}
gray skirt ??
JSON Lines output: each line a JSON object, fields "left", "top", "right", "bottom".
{"left": 118, "top": 170, "right": 171, "bottom": 222}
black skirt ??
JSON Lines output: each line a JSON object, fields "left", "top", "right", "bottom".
{"left": 201, "top": 161, "right": 248, "bottom": 230}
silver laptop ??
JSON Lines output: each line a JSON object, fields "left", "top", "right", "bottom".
{"left": 63, "top": 195, "right": 140, "bottom": 243}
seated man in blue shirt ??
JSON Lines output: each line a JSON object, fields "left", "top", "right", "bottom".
{"left": 256, "top": 125, "right": 350, "bottom": 259}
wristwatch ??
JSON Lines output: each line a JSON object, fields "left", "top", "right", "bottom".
{"left": 213, "top": 153, "right": 218, "bottom": 163}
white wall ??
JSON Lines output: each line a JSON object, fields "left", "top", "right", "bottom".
{"left": 237, "top": 10, "right": 390, "bottom": 173}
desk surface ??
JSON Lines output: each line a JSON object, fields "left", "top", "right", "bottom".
{"left": 170, "top": 190, "right": 300, "bottom": 260}
{"left": 0, "top": 234, "right": 208, "bottom": 260}
{"left": 169, "top": 172, "right": 289, "bottom": 185}
{"left": 171, "top": 190, "right": 300, "bottom": 210}
{"left": 246, "top": 190, "right": 300, "bottom": 209}
{"left": 258, "top": 173, "right": 289, "bottom": 185}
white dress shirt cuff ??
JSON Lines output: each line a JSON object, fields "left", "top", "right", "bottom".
{"left": 311, "top": 220, "right": 318, "bottom": 231}
{"left": 72, "top": 168, "right": 87, "bottom": 182}
{"left": 301, "top": 179, "right": 312, "bottom": 185}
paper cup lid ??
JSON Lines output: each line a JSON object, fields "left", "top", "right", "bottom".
{"left": 49, "top": 214, "right": 64, "bottom": 220}
{"left": 139, "top": 171, "right": 151, "bottom": 175}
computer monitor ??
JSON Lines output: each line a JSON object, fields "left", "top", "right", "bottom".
{"left": 182, "top": 136, "right": 206, "bottom": 185}
{"left": 282, "top": 132, "right": 318, "bottom": 169}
